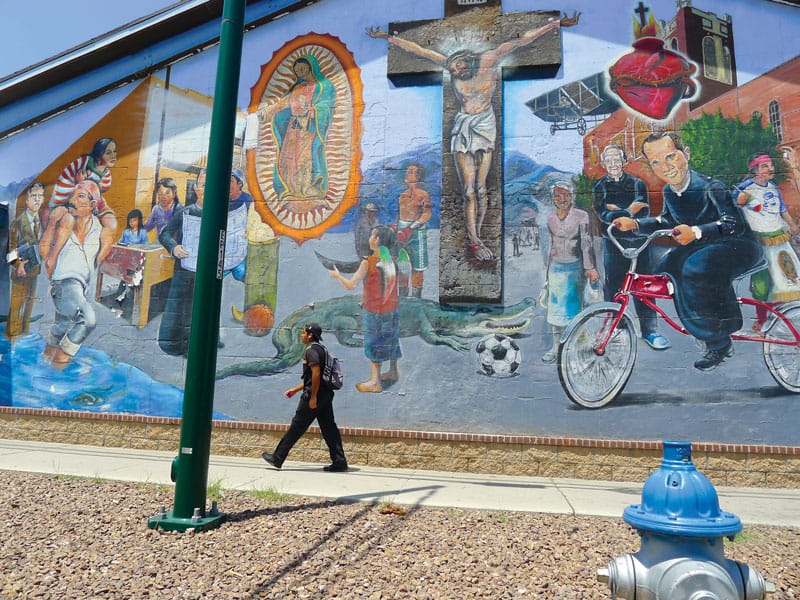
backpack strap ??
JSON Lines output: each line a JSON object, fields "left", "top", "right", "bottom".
{"left": 312, "top": 341, "right": 329, "bottom": 367}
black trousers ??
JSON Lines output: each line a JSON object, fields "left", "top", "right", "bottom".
{"left": 661, "top": 236, "right": 762, "bottom": 348}
{"left": 274, "top": 392, "right": 347, "bottom": 465}
{"left": 158, "top": 267, "right": 195, "bottom": 357}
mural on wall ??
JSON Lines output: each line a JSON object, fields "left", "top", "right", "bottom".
{"left": 394, "top": 163, "right": 432, "bottom": 298}
{"left": 246, "top": 33, "right": 363, "bottom": 244}
{"left": 48, "top": 138, "right": 119, "bottom": 270}
{"left": 561, "top": 0, "right": 800, "bottom": 410}
{"left": 2, "top": 0, "right": 800, "bottom": 445}
{"left": 540, "top": 178, "right": 599, "bottom": 365}
{"left": 216, "top": 295, "right": 534, "bottom": 380}
{"left": 0, "top": 201, "right": 7, "bottom": 325}
{"left": 39, "top": 179, "right": 106, "bottom": 367}
{"left": 157, "top": 169, "right": 250, "bottom": 357}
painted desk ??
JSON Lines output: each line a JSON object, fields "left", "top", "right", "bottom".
{"left": 95, "top": 244, "right": 174, "bottom": 328}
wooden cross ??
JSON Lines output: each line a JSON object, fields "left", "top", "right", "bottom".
{"left": 373, "top": 0, "right": 562, "bottom": 304}
{"left": 634, "top": 2, "right": 650, "bottom": 28}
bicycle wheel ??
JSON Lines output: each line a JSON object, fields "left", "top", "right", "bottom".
{"left": 763, "top": 304, "right": 800, "bottom": 393}
{"left": 558, "top": 306, "right": 637, "bottom": 408}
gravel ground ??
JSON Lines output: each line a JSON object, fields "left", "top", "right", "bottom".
{"left": 2, "top": 472, "right": 798, "bottom": 599}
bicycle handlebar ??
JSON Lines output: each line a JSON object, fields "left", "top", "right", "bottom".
{"left": 607, "top": 224, "right": 675, "bottom": 259}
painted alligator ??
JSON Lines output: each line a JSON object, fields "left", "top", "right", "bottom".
{"left": 215, "top": 294, "right": 534, "bottom": 379}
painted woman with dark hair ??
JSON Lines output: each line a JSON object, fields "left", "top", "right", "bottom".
{"left": 51, "top": 137, "right": 117, "bottom": 207}
{"left": 328, "top": 224, "right": 402, "bottom": 393}
{"left": 145, "top": 177, "right": 182, "bottom": 236}
{"left": 258, "top": 55, "right": 335, "bottom": 209}
{"left": 114, "top": 208, "right": 148, "bottom": 303}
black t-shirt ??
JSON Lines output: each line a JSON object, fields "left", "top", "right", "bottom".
{"left": 302, "top": 343, "right": 333, "bottom": 401}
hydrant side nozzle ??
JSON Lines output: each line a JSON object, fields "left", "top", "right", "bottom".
{"left": 603, "top": 554, "right": 637, "bottom": 600}
{"left": 737, "top": 560, "right": 777, "bottom": 599}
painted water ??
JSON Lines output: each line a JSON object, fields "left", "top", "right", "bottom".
{"left": 0, "top": 329, "right": 232, "bottom": 420}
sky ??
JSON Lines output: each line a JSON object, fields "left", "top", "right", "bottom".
{"left": 1, "top": 0, "right": 182, "bottom": 78}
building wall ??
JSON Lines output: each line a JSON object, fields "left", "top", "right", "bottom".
{"left": 1, "top": 0, "right": 799, "bottom": 479}
{"left": 686, "top": 57, "right": 800, "bottom": 207}
{"left": 2, "top": 407, "right": 798, "bottom": 487}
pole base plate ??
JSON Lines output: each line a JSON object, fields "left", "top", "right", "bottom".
{"left": 147, "top": 511, "right": 226, "bottom": 532}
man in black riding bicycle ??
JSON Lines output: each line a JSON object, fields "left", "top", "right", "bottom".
{"left": 613, "top": 131, "right": 762, "bottom": 371}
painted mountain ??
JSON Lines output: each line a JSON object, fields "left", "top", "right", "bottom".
{"left": 332, "top": 142, "right": 442, "bottom": 233}
{"left": 332, "top": 145, "right": 572, "bottom": 233}
{"left": 0, "top": 177, "right": 33, "bottom": 208}
{"left": 503, "top": 151, "right": 573, "bottom": 227}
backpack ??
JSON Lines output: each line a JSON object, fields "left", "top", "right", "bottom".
{"left": 315, "top": 343, "right": 343, "bottom": 390}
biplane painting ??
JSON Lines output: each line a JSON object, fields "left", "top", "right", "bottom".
{"left": 1, "top": 0, "right": 799, "bottom": 446}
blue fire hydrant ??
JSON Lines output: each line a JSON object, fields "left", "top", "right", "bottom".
{"left": 597, "top": 441, "right": 776, "bottom": 599}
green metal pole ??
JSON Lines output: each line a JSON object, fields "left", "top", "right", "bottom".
{"left": 148, "top": 0, "right": 245, "bottom": 532}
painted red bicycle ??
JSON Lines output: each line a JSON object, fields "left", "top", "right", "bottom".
{"left": 557, "top": 224, "right": 800, "bottom": 408}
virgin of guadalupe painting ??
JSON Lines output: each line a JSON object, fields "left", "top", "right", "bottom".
{"left": 266, "top": 55, "right": 334, "bottom": 206}
{"left": 246, "top": 33, "right": 363, "bottom": 244}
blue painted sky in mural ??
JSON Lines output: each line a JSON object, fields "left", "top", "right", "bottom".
{"left": 3, "top": 0, "right": 796, "bottom": 81}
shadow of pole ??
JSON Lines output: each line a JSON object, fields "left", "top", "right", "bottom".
{"left": 247, "top": 487, "right": 441, "bottom": 597}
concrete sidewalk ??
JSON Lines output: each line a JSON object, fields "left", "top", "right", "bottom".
{"left": 1, "top": 438, "right": 798, "bottom": 528}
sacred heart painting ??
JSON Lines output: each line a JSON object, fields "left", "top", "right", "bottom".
{"left": 247, "top": 33, "right": 363, "bottom": 243}
{"left": 608, "top": 37, "right": 699, "bottom": 121}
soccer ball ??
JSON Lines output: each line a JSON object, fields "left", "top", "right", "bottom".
{"left": 475, "top": 334, "right": 522, "bottom": 378}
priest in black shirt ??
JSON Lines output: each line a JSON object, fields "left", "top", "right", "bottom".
{"left": 593, "top": 144, "right": 670, "bottom": 350}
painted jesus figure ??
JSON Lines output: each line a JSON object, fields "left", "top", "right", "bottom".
{"left": 368, "top": 18, "right": 562, "bottom": 262}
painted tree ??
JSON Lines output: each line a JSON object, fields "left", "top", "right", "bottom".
{"left": 572, "top": 172, "right": 594, "bottom": 212}
{"left": 572, "top": 172, "right": 599, "bottom": 236}
{"left": 680, "top": 109, "right": 788, "bottom": 189}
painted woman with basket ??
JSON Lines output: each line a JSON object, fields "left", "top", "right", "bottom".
{"left": 540, "top": 180, "right": 599, "bottom": 364}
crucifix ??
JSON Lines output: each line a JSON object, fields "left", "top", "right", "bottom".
{"left": 634, "top": 1, "right": 650, "bottom": 29}
{"left": 368, "top": 0, "right": 564, "bottom": 304}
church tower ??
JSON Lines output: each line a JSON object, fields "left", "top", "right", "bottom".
{"left": 661, "top": 0, "right": 737, "bottom": 110}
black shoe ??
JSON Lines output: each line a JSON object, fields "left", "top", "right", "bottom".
{"left": 323, "top": 463, "right": 348, "bottom": 472}
{"left": 261, "top": 452, "right": 282, "bottom": 469}
{"left": 694, "top": 343, "right": 734, "bottom": 371}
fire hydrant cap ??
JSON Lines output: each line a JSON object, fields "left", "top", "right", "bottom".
{"left": 623, "top": 441, "right": 742, "bottom": 537}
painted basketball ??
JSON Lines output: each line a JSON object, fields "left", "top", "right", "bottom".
{"left": 243, "top": 304, "right": 274, "bottom": 337}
